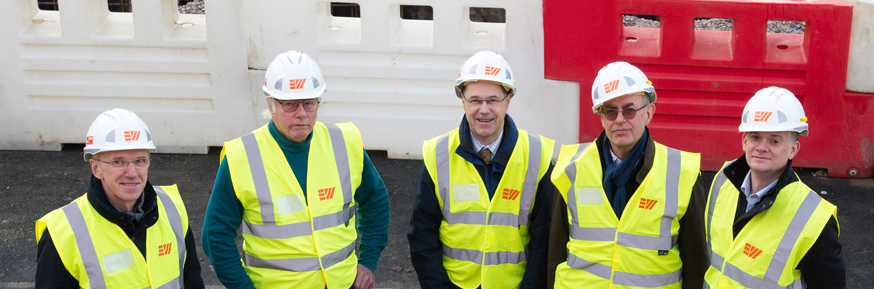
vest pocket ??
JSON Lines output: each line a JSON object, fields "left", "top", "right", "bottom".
{"left": 102, "top": 249, "right": 134, "bottom": 276}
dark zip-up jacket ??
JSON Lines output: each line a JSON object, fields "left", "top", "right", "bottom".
{"left": 546, "top": 131, "right": 709, "bottom": 289}
{"left": 720, "top": 156, "right": 844, "bottom": 289}
{"left": 35, "top": 176, "right": 204, "bottom": 289}
{"left": 408, "top": 115, "right": 555, "bottom": 288}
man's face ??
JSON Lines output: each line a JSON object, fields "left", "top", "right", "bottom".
{"left": 743, "top": 131, "right": 800, "bottom": 177}
{"left": 599, "top": 93, "right": 654, "bottom": 154}
{"left": 269, "top": 97, "right": 319, "bottom": 143}
{"left": 90, "top": 149, "right": 149, "bottom": 211}
{"left": 462, "top": 81, "right": 511, "bottom": 145}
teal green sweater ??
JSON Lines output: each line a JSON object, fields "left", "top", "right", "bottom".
{"left": 202, "top": 121, "right": 390, "bottom": 288}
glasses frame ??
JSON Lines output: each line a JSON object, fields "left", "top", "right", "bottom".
{"left": 462, "top": 94, "right": 509, "bottom": 107}
{"left": 275, "top": 98, "right": 320, "bottom": 113}
{"left": 92, "top": 158, "right": 150, "bottom": 169}
{"left": 599, "top": 104, "right": 649, "bottom": 121}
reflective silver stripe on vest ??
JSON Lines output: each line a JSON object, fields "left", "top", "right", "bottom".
{"left": 711, "top": 251, "right": 725, "bottom": 272}
{"left": 243, "top": 239, "right": 356, "bottom": 272}
{"left": 562, "top": 143, "right": 590, "bottom": 232}
{"left": 240, "top": 124, "right": 357, "bottom": 240}
{"left": 570, "top": 227, "right": 616, "bottom": 242}
{"left": 442, "top": 244, "right": 528, "bottom": 265}
{"left": 155, "top": 276, "right": 182, "bottom": 289}
{"left": 707, "top": 163, "right": 731, "bottom": 270}
{"left": 613, "top": 267, "right": 683, "bottom": 287}
{"left": 154, "top": 187, "right": 186, "bottom": 288}
{"left": 566, "top": 250, "right": 612, "bottom": 279}
{"left": 515, "top": 134, "right": 542, "bottom": 227}
{"left": 62, "top": 203, "right": 107, "bottom": 289}
{"left": 721, "top": 191, "right": 821, "bottom": 289}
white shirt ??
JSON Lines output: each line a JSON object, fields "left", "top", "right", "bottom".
{"left": 609, "top": 149, "right": 623, "bottom": 165}
{"left": 471, "top": 129, "right": 503, "bottom": 162}
{"left": 740, "top": 171, "right": 779, "bottom": 212}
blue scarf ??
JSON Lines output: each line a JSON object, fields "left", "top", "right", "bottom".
{"left": 601, "top": 129, "right": 648, "bottom": 219}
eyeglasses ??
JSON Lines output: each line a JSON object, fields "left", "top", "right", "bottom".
{"left": 275, "top": 99, "right": 319, "bottom": 112}
{"left": 93, "top": 158, "right": 150, "bottom": 169}
{"left": 600, "top": 105, "right": 648, "bottom": 121}
{"left": 464, "top": 95, "right": 508, "bottom": 107}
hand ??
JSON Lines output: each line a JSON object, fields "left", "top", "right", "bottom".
{"left": 352, "top": 264, "right": 376, "bottom": 289}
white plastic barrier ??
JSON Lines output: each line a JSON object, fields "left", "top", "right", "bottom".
{"left": 846, "top": 0, "right": 874, "bottom": 93}
{"left": 243, "top": 0, "right": 579, "bottom": 159}
{"left": 1, "top": 0, "right": 579, "bottom": 159}
{"left": 0, "top": 0, "right": 255, "bottom": 153}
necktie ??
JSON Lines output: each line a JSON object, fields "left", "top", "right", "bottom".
{"left": 479, "top": 148, "right": 493, "bottom": 165}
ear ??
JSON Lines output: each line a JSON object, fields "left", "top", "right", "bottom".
{"left": 788, "top": 140, "right": 801, "bottom": 159}
{"left": 90, "top": 160, "right": 103, "bottom": 179}
{"left": 506, "top": 93, "right": 513, "bottom": 105}
{"left": 643, "top": 103, "right": 656, "bottom": 125}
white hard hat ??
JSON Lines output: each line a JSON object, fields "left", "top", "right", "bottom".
{"left": 262, "top": 50, "right": 327, "bottom": 100}
{"left": 455, "top": 51, "right": 516, "bottom": 98}
{"left": 591, "top": 61, "right": 656, "bottom": 113}
{"left": 84, "top": 108, "right": 156, "bottom": 161}
{"left": 739, "top": 86, "right": 809, "bottom": 136}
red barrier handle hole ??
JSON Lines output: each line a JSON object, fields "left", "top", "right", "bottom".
{"left": 776, "top": 44, "right": 789, "bottom": 49}
{"left": 626, "top": 36, "right": 639, "bottom": 42}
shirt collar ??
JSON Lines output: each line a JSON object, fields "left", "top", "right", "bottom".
{"left": 741, "top": 171, "right": 779, "bottom": 198}
{"left": 608, "top": 148, "right": 623, "bottom": 165}
{"left": 470, "top": 129, "right": 503, "bottom": 155}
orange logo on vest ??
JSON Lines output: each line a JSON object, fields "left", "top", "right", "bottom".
{"left": 754, "top": 111, "right": 773, "bottom": 122}
{"left": 604, "top": 80, "right": 620, "bottom": 93}
{"left": 289, "top": 78, "right": 307, "bottom": 90}
{"left": 484, "top": 66, "right": 501, "bottom": 76}
{"left": 638, "top": 198, "right": 657, "bottom": 210}
{"left": 124, "top": 131, "right": 141, "bottom": 142}
{"left": 158, "top": 243, "right": 172, "bottom": 257}
{"left": 743, "top": 243, "right": 763, "bottom": 259}
{"left": 319, "top": 187, "right": 336, "bottom": 201}
{"left": 502, "top": 188, "right": 520, "bottom": 200}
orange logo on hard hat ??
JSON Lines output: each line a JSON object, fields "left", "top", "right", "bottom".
{"left": 289, "top": 79, "right": 307, "bottom": 90}
{"left": 754, "top": 111, "right": 773, "bottom": 122}
{"left": 124, "top": 131, "right": 141, "bottom": 142}
{"left": 638, "top": 198, "right": 658, "bottom": 210}
{"left": 743, "top": 243, "right": 763, "bottom": 259}
{"left": 86, "top": 136, "right": 93, "bottom": 145}
{"left": 604, "top": 80, "right": 620, "bottom": 93}
{"left": 484, "top": 66, "right": 501, "bottom": 76}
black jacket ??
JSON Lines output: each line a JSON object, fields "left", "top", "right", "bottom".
{"left": 721, "top": 156, "right": 845, "bottom": 289}
{"left": 407, "top": 115, "right": 555, "bottom": 288}
{"left": 35, "top": 176, "right": 204, "bottom": 288}
{"left": 546, "top": 131, "right": 709, "bottom": 289}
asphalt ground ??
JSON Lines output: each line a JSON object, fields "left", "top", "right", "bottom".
{"left": 1, "top": 145, "right": 871, "bottom": 288}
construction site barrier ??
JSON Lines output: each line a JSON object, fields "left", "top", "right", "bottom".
{"left": 544, "top": 0, "right": 874, "bottom": 178}
{"left": 0, "top": 0, "right": 579, "bottom": 159}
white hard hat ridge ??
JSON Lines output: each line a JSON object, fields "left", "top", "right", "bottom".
{"left": 739, "top": 86, "right": 809, "bottom": 136}
{"left": 83, "top": 108, "right": 156, "bottom": 161}
{"left": 262, "top": 50, "right": 327, "bottom": 101}
{"left": 454, "top": 51, "right": 516, "bottom": 98}
{"left": 591, "top": 61, "right": 656, "bottom": 113}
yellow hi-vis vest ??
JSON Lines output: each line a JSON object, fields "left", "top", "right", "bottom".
{"left": 552, "top": 141, "right": 700, "bottom": 289}
{"left": 35, "top": 185, "right": 189, "bottom": 289}
{"left": 422, "top": 128, "right": 554, "bottom": 289}
{"left": 704, "top": 161, "right": 838, "bottom": 289}
{"left": 222, "top": 122, "right": 363, "bottom": 289}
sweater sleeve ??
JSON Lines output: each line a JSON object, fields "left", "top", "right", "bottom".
{"left": 407, "top": 163, "right": 454, "bottom": 289}
{"left": 546, "top": 189, "right": 570, "bottom": 289}
{"left": 797, "top": 216, "right": 845, "bottom": 289}
{"left": 354, "top": 150, "right": 391, "bottom": 273}
{"left": 679, "top": 173, "right": 708, "bottom": 289}
{"left": 201, "top": 156, "right": 256, "bottom": 289}
{"left": 183, "top": 226, "right": 205, "bottom": 289}
{"left": 35, "top": 229, "right": 78, "bottom": 289}
{"left": 520, "top": 163, "right": 555, "bottom": 288}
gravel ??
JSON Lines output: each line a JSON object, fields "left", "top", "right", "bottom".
{"left": 178, "top": 1, "right": 205, "bottom": 14}
{"left": 623, "top": 15, "right": 805, "bottom": 34}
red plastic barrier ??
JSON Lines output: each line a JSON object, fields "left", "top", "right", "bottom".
{"left": 544, "top": 0, "right": 874, "bottom": 178}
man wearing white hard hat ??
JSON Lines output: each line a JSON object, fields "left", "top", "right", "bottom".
{"left": 547, "top": 61, "right": 708, "bottom": 288}
{"left": 408, "top": 51, "right": 556, "bottom": 288}
{"left": 703, "top": 87, "right": 844, "bottom": 288}
{"left": 35, "top": 108, "right": 204, "bottom": 288}
{"left": 202, "top": 50, "right": 390, "bottom": 289}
